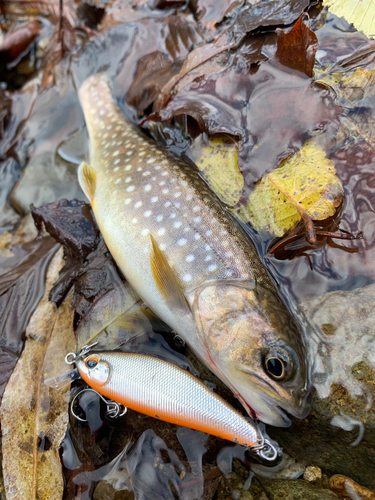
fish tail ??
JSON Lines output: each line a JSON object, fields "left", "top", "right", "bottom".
{"left": 70, "top": 26, "right": 137, "bottom": 92}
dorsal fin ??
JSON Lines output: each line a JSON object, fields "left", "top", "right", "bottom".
{"left": 78, "top": 162, "right": 96, "bottom": 202}
{"left": 150, "top": 234, "right": 190, "bottom": 316}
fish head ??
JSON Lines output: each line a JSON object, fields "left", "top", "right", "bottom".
{"left": 191, "top": 282, "right": 311, "bottom": 427}
{"left": 77, "top": 354, "right": 111, "bottom": 388}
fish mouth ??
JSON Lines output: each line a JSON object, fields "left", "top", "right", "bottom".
{"left": 238, "top": 367, "right": 310, "bottom": 427}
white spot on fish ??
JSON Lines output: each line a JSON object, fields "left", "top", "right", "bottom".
{"left": 170, "top": 213, "right": 176, "bottom": 219}
{"left": 115, "top": 179, "right": 121, "bottom": 184}
{"left": 165, "top": 202, "right": 171, "bottom": 207}
{"left": 193, "top": 217, "right": 201, "bottom": 223}
{"left": 99, "top": 109, "right": 105, "bottom": 116}
{"left": 142, "top": 171, "right": 151, "bottom": 176}
{"left": 114, "top": 159, "right": 121, "bottom": 165}
{"left": 144, "top": 210, "right": 152, "bottom": 217}
{"left": 194, "top": 233, "right": 201, "bottom": 240}
{"left": 125, "top": 177, "right": 131, "bottom": 183}
{"left": 125, "top": 198, "right": 132, "bottom": 205}
{"left": 186, "top": 255, "right": 195, "bottom": 263}
{"left": 205, "top": 245, "right": 211, "bottom": 251}
{"left": 113, "top": 150, "right": 120, "bottom": 157}
{"left": 159, "top": 181, "right": 166, "bottom": 186}
{"left": 137, "top": 167, "right": 142, "bottom": 172}
{"left": 139, "top": 151, "right": 146, "bottom": 156}
{"left": 208, "top": 264, "right": 217, "bottom": 272}
{"left": 162, "top": 189, "right": 169, "bottom": 194}
{"left": 147, "top": 158, "right": 155, "bottom": 164}
{"left": 114, "top": 167, "right": 119, "bottom": 172}
{"left": 145, "top": 184, "right": 152, "bottom": 192}
{"left": 192, "top": 206, "right": 200, "bottom": 212}
{"left": 141, "top": 228, "right": 149, "bottom": 236}
{"left": 205, "top": 255, "right": 212, "bottom": 262}
{"left": 183, "top": 274, "right": 192, "bottom": 282}
{"left": 174, "top": 221, "right": 182, "bottom": 228}
{"left": 156, "top": 215, "right": 163, "bottom": 222}
{"left": 205, "top": 230, "right": 212, "bottom": 236}
{"left": 178, "top": 238, "right": 187, "bottom": 246}
{"left": 106, "top": 124, "right": 113, "bottom": 130}
{"left": 160, "top": 243, "right": 166, "bottom": 251}
{"left": 126, "top": 186, "right": 135, "bottom": 192}
{"left": 158, "top": 228, "right": 166, "bottom": 236}
{"left": 125, "top": 165, "right": 132, "bottom": 171}
{"left": 151, "top": 197, "right": 158, "bottom": 203}
{"left": 174, "top": 192, "right": 181, "bottom": 198}
{"left": 135, "top": 201, "right": 142, "bottom": 209}
{"left": 126, "top": 151, "right": 133, "bottom": 156}
{"left": 132, "top": 218, "right": 137, "bottom": 224}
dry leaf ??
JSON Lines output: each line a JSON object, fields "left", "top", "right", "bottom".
{"left": 193, "top": 134, "right": 243, "bottom": 206}
{"left": 0, "top": 248, "right": 76, "bottom": 500}
{"left": 323, "top": 0, "right": 375, "bottom": 40}
{"left": 238, "top": 141, "right": 343, "bottom": 236}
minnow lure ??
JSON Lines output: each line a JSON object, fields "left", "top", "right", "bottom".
{"left": 66, "top": 344, "right": 279, "bottom": 462}
{"left": 77, "top": 73, "right": 310, "bottom": 427}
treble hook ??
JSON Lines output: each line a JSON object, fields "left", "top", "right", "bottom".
{"left": 70, "top": 388, "right": 127, "bottom": 422}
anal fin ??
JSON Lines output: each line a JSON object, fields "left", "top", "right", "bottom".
{"left": 78, "top": 162, "right": 96, "bottom": 203}
{"left": 150, "top": 234, "right": 190, "bottom": 316}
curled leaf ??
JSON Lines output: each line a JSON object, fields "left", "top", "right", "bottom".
{"left": 238, "top": 141, "right": 343, "bottom": 236}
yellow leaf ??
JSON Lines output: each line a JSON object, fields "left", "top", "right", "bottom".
{"left": 323, "top": 0, "right": 375, "bottom": 39}
{"left": 193, "top": 134, "right": 243, "bottom": 206}
{"left": 236, "top": 141, "right": 343, "bottom": 237}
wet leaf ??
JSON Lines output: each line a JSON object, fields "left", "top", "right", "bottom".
{"left": 323, "top": 0, "right": 375, "bottom": 39}
{"left": 238, "top": 141, "right": 343, "bottom": 237}
{"left": 0, "top": 248, "right": 76, "bottom": 500}
{"left": 193, "top": 134, "right": 243, "bottom": 206}
{"left": 76, "top": 262, "right": 151, "bottom": 350}
{"left": 31, "top": 199, "right": 99, "bottom": 306}
{"left": 276, "top": 15, "right": 319, "bottom": 77}
{"left": 0, "top": 236, "right": 58, "bottom": 399}
{"left": 0, "top": 20, "right": 42, "bottom": 66}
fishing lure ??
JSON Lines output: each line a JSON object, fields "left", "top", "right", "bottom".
{"left": 66, "top": 344, "right": 279, "bottom": 463}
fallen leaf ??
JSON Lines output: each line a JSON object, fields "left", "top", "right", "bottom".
{"left": 192, "top": 134, "right": 243, "bottom": 206}
{"left": 76, "top": 262, "right": 151, "bottom": 350}
{"left": 0, "top": 236, "right": 59, "bottom": 399}
{"left": 0, "top": 247, "right": 76, "bottom": 500}
{"left": 0, "top": 20, "right": 42, "bottom": 67}
{"left": 323, "top": 0, "right": 375, "bottom": 40}
{"left": 235, "top": 141, "right": 343, "bottom": 236}
{"left": 31, "top": 199, "right": 99, "bottom": 307}
{"left": 276, "top": 15, "right": 319, "bottom": 77}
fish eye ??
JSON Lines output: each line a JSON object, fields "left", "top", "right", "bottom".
{"left": 262, "top": 346, "right": 295, "bottom": 382}
{"left": 86, "top": 356, "right": 98, "bottom": 369}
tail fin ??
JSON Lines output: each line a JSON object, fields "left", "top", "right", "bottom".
{"left": 70, "top": 25, "right": 137, "bottom": 93}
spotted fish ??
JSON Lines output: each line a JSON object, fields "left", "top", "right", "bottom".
{"left": 77, "top": 73, "right": 310, "bottom": 427}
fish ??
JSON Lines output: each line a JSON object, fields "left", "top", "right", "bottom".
{"left": 77, "top": 73, "right": 311, "bottom": 427}
{"left": 71, "top": 347, "right": 278, "bottom": 461}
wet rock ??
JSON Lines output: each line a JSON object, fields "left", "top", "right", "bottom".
{"left": 303, "top": 466, "right": 322, "bottom": 482}
{"left": 269, "top": 283, "right": 375, "bottom": 490}
{"left": 329, "top": 474, "right": 375, "bottom": 500}
{"left": 257, "top": 477, "right": 340, "bottom": 500}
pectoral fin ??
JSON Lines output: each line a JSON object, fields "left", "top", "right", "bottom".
{"left": 150, "top": 234, "right": 190, "bottom": 316}
{"left": 78, "top": 162, "right": 96, "bottom": 203}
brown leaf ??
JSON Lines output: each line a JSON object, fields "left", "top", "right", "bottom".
{"left": 0, "top": 236, "right": 58, "bottom": 399}
{"left": 0, "top": 248, "right": 76, "bottom": 500}
{"left": 276, "top": 15, "right": 319, "bottom": 77}
{"left": 31, "top": 199, "right": 99, "bottom": 307}
{"left": 0, "top": 20, "right": 42, "bottom": 66}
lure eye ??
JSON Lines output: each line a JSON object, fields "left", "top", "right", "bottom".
{"left": 86, "top": 356, "right": 98, "bottom": 369}
{"left": 262, "top": 346, "right": 295, "bottom": 382}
